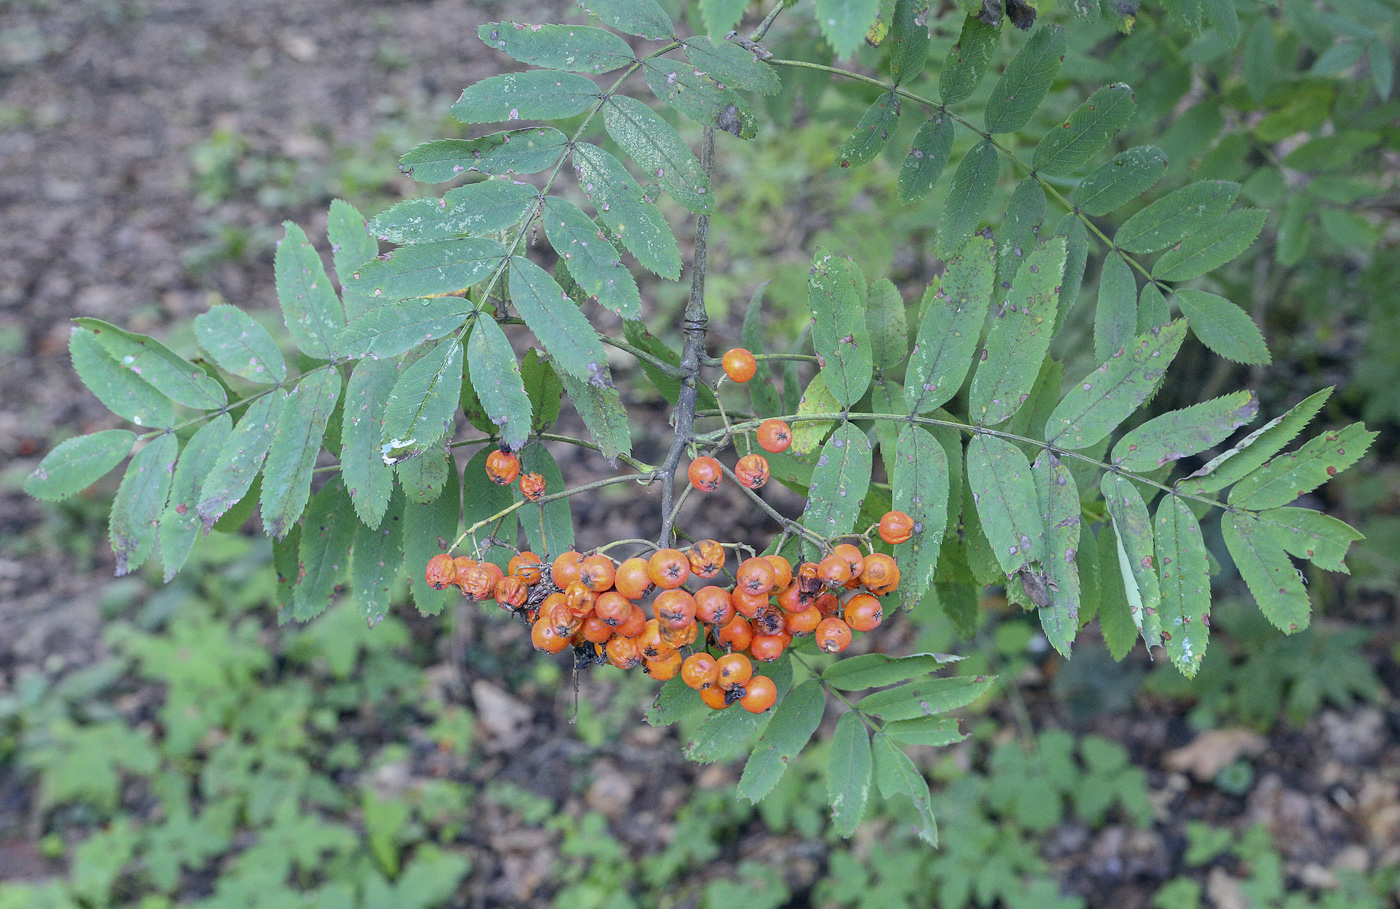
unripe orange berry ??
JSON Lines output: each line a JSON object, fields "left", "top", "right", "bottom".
{"left": 722, "top": 347, "right": 758, "bottom": 383}
{"left": 756, "top": 419, "right": 791, "bottom": 453}
{"left": 740, "top": 675, "right": 777, "bottom": 713}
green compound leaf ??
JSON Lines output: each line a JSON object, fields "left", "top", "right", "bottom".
{"left": 25, "top": 429, "right": 134, "bottom": 503}
{"left": 1097, "top": 525, "right": 1136, "bottom": 661}
{"left": 828, "top": 712, "right": 873, "bottom": 836}
{"left": 1093, "top": 251, "right": 1138, "bottom": 366}
{"left": 194, "top": 306, "right": 287, "bottom": 386}
{"left": 940, "top": 15, "right": 999, "bottom": 106}
{"left": 817, "top": 0, "right": 882, "bottom": 59}
{"left": 1175, "top": 289, "right": 1271, "bottom": 366}
{"left": 343, "top": 238, "right": 507, "bottom": 304}
{"left": 906, "top": 234, "right": 995, "bottom": 414}
{"left": 159, "top": 415, "right": 231, "bottom": 581}
{"left": 403, "top": 453, "right": 460, "bottom": 616}
{"left": 466, "top": 316, "right": 532, "bottom": 450}
{"left": 1229, "top": 423, "right": 1375, "bottom": 510}
{"left": 333, "top": 298, "right": 473, "bottom": 362}
{"left": 327, "top": 199, "right": 379, "bottom": 291}
{"left": 291, "top": 480, "right": 357, "bottom": 622}
{"left": 557, "top": 369, "right": 632, "bottom": 463}
{"left": 623, "top": 320, "right": 713, "bottom": 409}
{"left": 681, "top": 36, "right": 781, "bottom": 95}
{"left": 1112, "top": 390, "right": 1259, "bottom": 472}
{"left": 889, "top": 0, "right": 931, "bottom": 85}
{"left": 838, "top": 92, "right": 901, "bottom": 169}
{"left": 866, "top": 278, "right": 908, "bottom": 374}
{"left": 72, "top": 319, "right": 226, "bottom": 411}
{"left": 1183, "top": 388, "right": 1332, "bottom": 494}
{"left": 967, "top": 435, "right": 1043, "bottom": 575}
{"left": 641, "top": 58, "right": 757, "bottom": 139}
{"left": 791, "top": 373, "right": 841, "bottom": 455}
{"left": 1102, "top": 473, "right": 1162, "bottom": 648}
{"left": 398, "top": 447, "right": 449, "bottom": 504}
{"left": 1257, "top": 507, "right": 1363, "bottom": 574}
{"left": 684, "top": 660, "right": 792, "bottom": 763}
{"left": 380, "top": 337, "right": 464, "bottom": 462}
{"left": 1032, "top": 83, "right": 1137, "bottom": 176}
{"left": 646, "top": 677, "right": 706, "bottom": 728}
{"left": 262, "top": 369, "right": 342, "bottom": 539}
{"left": 1114, "top": 180, "right": 1240, "bottom": 254}
{"left": 1223, "top": 511, "right": 1310, "bottom": 633}
{"left": 196, "top": 390, "right": 285, "bottom": 530}
{"left": 1153, "top": 208, "right": 1267, "bottom": 281}
{"left": 572, "top": 142, "right": 682, "bottom": 279}
{"left": 369, "top": 181, "right": 539, "bottom": 245}
{"left": 70, "top": 329, "right": 175, "bottom": 429}
{"left": 1031, "top": 451, "right": 1081, "bottom": 658}
{"left": 522, "top": 348, "right": 564, "bottom": 429}
{"left": 1044, "top": 319, "right": 1188, "bottom": 450}
{"left": 1155, "top": 495, "right": 1211, "bottom": 677}
{"left": 1138, "top": 281, "right": 1171, "bottom": 334}
{"left": 541, "top": 197, "right": 642, "bottom": 320}
{"left": 858, "top": 673, "right": 995, "bottom": 720}
{"left": 872, "top": 733, "right": 937, "bottom": 846}
{"left": 738, "top": 679, "right": 825, "bottom": 803}
{"left": 742, "top": 285, "right": 782, "bottom": 415}
{"left": 984, "top": 25, "right": 1066, "bottom": 134}
{"left": 969, "top": 238, "right": 1066, "bottom": 426}
{"left": 476, "top": 21, "right": 636, "bottom": 73}
{"left": 398, "top": 129, "right": 570, "bottom": 182}
{"left": 353, "top": 483, "right": 405, "bottom": 624}
{"left": 995, "top": 178, "right": 1047, "bottom": 293}
{"left": 578, "top": 0, "right": 673, "bottom": 38}
{"left": 1074, "top": 146, "right": 1169, "bottom": 216}
{"left": 274, "top": 222, "right": 344, "bottom": 361}
{"left": 809, "top": 249, "right": 873, "bottom": 407}
{"left": 823, "top": 652, "right": 960, "bottom": 691}
{"left": 882, "top": 716, "right": 966, "bottom": 747}
{"left": 936, "top": 139, "right": 999, "bottom": 258}
{"left": 273, "top": 520, "right": 300, "bottom": 607}
{"left": 452, "top": 71, "right": 602, "bottom": 124}
{"left": 892, "top": 424, "right": 951, "bottom": 613}
{"left": 508, "top": 256, "right": 610, "bottom": 384}
{"left": 897, "top": 113, "right": 954, "bottom": 204}
{"left": 515, "top": 441, "right": 574, "bottom": 556}
{"left": 801, "top": 422, "right": 874, "bottom": 561}
{"left": 109, "top": 432, "right": 178, "bottom": 577}
{"left": 603, "top": 95, "right": 712, "bottom": 215}
{"left": 1054, "top": 213, "right": 1090, "bottom": 325}
{"left": 341, "top": 357, "right": 399, "bottom": 529}
{"left": 460, "top": 448, "right": 519, "bottom": 570}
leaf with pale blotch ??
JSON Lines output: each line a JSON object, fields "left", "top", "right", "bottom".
{"left": 1093, "top": 252, "right": 1138, "bottom": 366}
{"left": 858, "top": 674, "right": 994, "bottom": 720}
{"left": 1153, "top": 208, "right": 1267, "bottom": 282}
{"left": 508, "top": 256, "right": 610, "bottom": 384}
{"left": 1223, "top": 511, "right": 1310, "bottom": 633}
{"left": 541, "top": 197, "right": 642, "bottom": 319}
{"left": 398, "top": 447, "right": 448, "bottom": 505}
{"left": 467, "top": 316, "right": 532, "bottom": 450}
{"left": 341, "top": 358, "right": 400, "bottom": 529}
{"left": 403, "top": 453, "right": 460, "bottom": 616}
{"left": 353, "top": 484, "right": 405, "bottom": 623}
{"left": 25, "top": 429, "right": 134, "bottom": 503}
{"left": 681, "top": 36, "right": 781, "bottom": 95}
{"left": 333, "top": 298, "right": 473, "bottom": 362}
{"left": 380, "top": 337, "right": 463, "bottom": 463}
{"left": 872, "top": 733, "right": 937, "bottom": 846}
{"left": 791, "top": 373, "right": 841, "bottom": 455}
{"left": 889, "top": 0, "right": 931, "bottom": 84}
{"left": 196, "top": 391, "right": 285, "bottom": 530}
{"left": 967, "top": 435, "right": 1043, "bottom": 574}
{"left": 1175, "top": 289, "right": 1271, "bottom": 366}
{"left": 1032, "top": 451, "right": 1081, "bottom": 658}
{"left": 290, "top": 480, "right": 356, "bottom": 622}
{"left": 572, "top": 142, "right": 681, "bottom": 279}
{"left": 159, "top": 416, "right": 231, "bottom": 581}
{"left": 969, "top": 238, "right": 1066, "bottom": 426}
{"left": 906, "top": 235, "right": 994, "bottom": 414}
{"left": 452, "top": 70, "right": 602, "bottom": 124}
{"left": 344, "top": 238, "right": 507, "bottom": 304}
{"left": 514, "top": 442, "right": 574, "bottom": 556}
{"left": 1044, "top": 319, "right": 1188, "bottom": 450}
{"left": 897, "top": 114, "right": 954, "bottom": 204}
{"left": 194, "top": 306, "right": 287, "bottom": 386}
{"left": 641, "top": 58, "right": 757, "bottom": 139}
{"left": 838, "top": 92, "right": 901, "bottom": 169}
{"left": 398, "top": 129, "right": 570, "bottom": 183}
{"left": 1102, "top": 473, "right": 1161, "bottom": 648}
{"left": 604, "top": 96, "right": 712, "bottom": 215}
{"left": 1138, "top": 282, "right": 1171, "bottom": 333}
{"left": 1229, "top": 423, "right": 1375, "bottom": 510}
{"left": 1033, "top": 83, "right": 1136, "bottom": 176}
{"left": 369, "top": 182, "right": 539, "bottom": 246}
{"left": 817, "top": 0, "right": 882, "bottom": 59}
{"left": 984, "top": 26, "right": 1066, "bottom": 134}
{"left": 1155, "top": 495, "right": 1211, "bottom": 677}
{"left": 1183, "top": 388, "right": 1331, "bottom": 494}
{"left": 72, "top": 319, "right": 226, "bottom": 411}
{"left": 892, "top": 424, "right": 950, "bottom": 613}
{"left": 1097, "top": 526, "right": 1136, "bottom": 661}
{"left": 1113, "top": 391, "right": 1259, "bottom": 472}
{"left": 578, "top": 0, "right": 673, "bottom": 37}
{"left": 262, "top": 370, "right": 342, "bottom": 539}
{"left": 109, "top": 433, "right": 178, "bottom": 577}
{"left": 327, "top": 199, "right": 379, "bottom": 294}
{"left": 1075, "top": 146, "right": 1169, "bottom": 216}
{"left": 273, "top": 223, "right": 344, "bottom": 361}
{"left": 995, "top": 178, "right": 1046, "bottom": 294}
{"left": 738, "top": 679, "right": 825, "bottom": 803}
{"left": 477, "top": 21, "right": 636, "bottom": 73}
{"left": 828, "top": 712, "right": 872, "bottom": 836}
{"left": 801, "top": 422, "right": 874, "bottom": 561}
{"left": 936, "top": 140, "right": 999, "bottom": 258}
{"left": 557, "top": 368, "right": 632, "bottom": 463}
{"left": 823, "top": 652, "right": 961, "bottom": 690}
{"left": 1115, "top": 180, "right": 1240, "bottom": 254}
{"left": 940, "top": 15, "right": 999, "bottom": 105}
{"left": 809, "top": 250, "right": 872, "bottom": 407}
{"left": 460, "top": 449, "right": 518, "bottom": 573}
{"left": 70, "top": 330, "right": 175, "bottom": 429}
{"left": 1257, "top": 507, "right": 1363, "bottom": 574}
{"left": 684, "top": 661, "right": 792, "bottom": 763}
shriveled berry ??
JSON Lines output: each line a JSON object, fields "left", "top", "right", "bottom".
{"left": 495, "top": 575, "right": 530, "bottom": 609}
{"left": 735, "top": 454, "right": 770, "bottom": 490}
{"left": 686, "top": 539, "right": 726, "bottom": 579}
{"left": 425, "top": 553, "right": 457, "bottom": 590}
{"left": 658, "top": 620, "right": 697, "bottom": 649}
{"left": 605, "top": 634, "right": 642, "bottom": 669}
{"left": 462, "top": 565, "right": 498, "bottom": 601}
{"left": 519, "top": 472, "right": 546, "bottom": 501}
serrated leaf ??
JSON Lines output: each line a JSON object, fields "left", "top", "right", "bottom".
{"left": 967, "top": 435, "right": 1042, "bottom": 574}
{"left": 936, "top": 140, "right": 999, "bottom": 258}
{"left": 403, "top": 453, "right": 460, "bottom": 616}
{"left": 1102, "top": 473, "right": 1161, "bottom": 647}
{"left": 194, "top": 306, "right": 287, "bottom": 386}
{"left": 818, "top": 0, "right": 882, "bottom": 59}
{"left": 571, "top": 142, "right": 682, "bottom": 279}
{"left": 970, "top": 238, "right": 1065, "bottom": 426}
{"left": 684, "top": 661, "right": 792, "bottom": 763}
{"left": 882, "top": 716, "right": 966, "bottom": 747}
{"left": 274, "top": 523, "right": 301, "bottom": 608}
{"left": 109, "top": 433, "right": 178, "bottom": 576}
{"left": 738, "top": 680, "right": 825, "bottom": 803}
{"left": 541, "top": 197, "right": 642, "bottom": 319}
{"left": 897, "top": 113, "right": 954, "bottom": 204}
{"left": 327, "top": 199, "right": 379, "bottom": 293}
{"left": 290, "top": 480, "right": 356, "bottom": 621}
{"left": 333, "top": 298, "right": 473, "bottom": 362}
{"left": 343, "top": 238, "right": 507, "bottom": 304}
{"left": 70, "top": 330, "right": 175, "bottom": 429}
{"left": 792, "top": 373, "right": 841, "bottom": 455}
{"left": 196, "top": 391, "right": 285, "bottom": 530}
{"left": 622, "top": 320, "right": 709, "bottom": 409}
{"left": 838, "top": 92, "right": 901, "bottom": 169}
{"left": 892, "top": 424, "right": 950, "bottom": 612}
{"left": 1205, "top": 0, "right": 1240, "bottom": 43}
{"left": 159, "top": 416, "right": 231, "bottom": 581}
{"left": 520, "top": 348, "right": 563, "bottom": 430}
{"left": 274, "top": 222, "right": 344, "bottom": 361}
{"left": 452, "top": 71, "right": 602, "bottom": 124}
{"left": 1184, "top": 388, "right": 1332, "bottom": 493}
{"left": 889, "top": 0, "right": 931, "bottom": 84}
{"left": 508, "top": 256, "right": 610, "bottom": 384}
{"left": 828, "top": 713, "right": 873, "bottom": 835}
{"left": 1155, "top": 495, "right": 1210, "bottom": 676}
{"left": 1223, "top": 512, "right": 1310, "bottom": 633}
{"left": 466, "top": 316, "right": 532, "bottom": 450}
{"left": 801, "top": 422, "right": 874, "bottom": 560}
{"left": 369, "top": 182, "right": 539, "bottom": 246}
{"left": 1153, "top": 208, "right": 1266, "bottom": 281}
{"left": 604, "top": 95, "right": 712, "bottom": 214}
{"left": 1053, "top": 213, "right": 1089, "bottom": 328}
{"left": 1094, "top": 252, "right": 1139, "bottom": 365}
{"left": 557, "top": 369, "right": 632, "bottom": 463}
{"left": 1113, "top": 391, "right": 1259, "bottom": 471}
{"left": 741, "top": 284, "right": 781, "bottom": 416}
{"left": 1097, "top": 526, "right": 1136, "bottom": 661}
{"left": 477, "top": 21, "right": 636, "bottom": 73}
{"left": 984, "top": 26, "right": 1066, "bottom": 134}
{"left": 578, "top": 0, "right": 673, "bottom": 38}
{"left": 866, "top": 278, "right": 908, "bottom": 374}
{"left": 1032, "top": 451, "right": 1081, "bottom": 658}
{"left": 341, "top": 358, "right": 401, "bottom": 529}
{"left": 514, "top": 442, "right": 573, "bottom": 556}
{"left": 823, "top": 652, "right": 959, "bottom": 690}
{"left": 1229, "top": 423, "right": 1374, "bottom": 510}
{"left": 859, "top": 674, "right": 994, "bottom": 719}
{"left": 398, "top": 129, "right": 570, "bottom": 182}
{"left": 1033, "top": 83, "right": 1136, "bottom": 176}
{"left": 262, "top": 370, "right": 341, "bottom": 539}
{"left": 380, "top": 337, "right": 464, "bottom": 463}
{"left": 809, "top": 249, "right": 873, "bottom": 406}
{"left": 460, "top": 448, "right": 519, "bottom": 570}
{"left": 24, "top": 429, "right": 134, "bottom": 502}
{"left": 1138, "top": 281, "right": 1171, "bottom": 333}
{"left": 699, "top": 0, "right": 748, "bottom": 37}
{"left": 1115, "top": 180, "right": 1240, "bottom": 254}
{"left": 353, "top": 484, "right": 405, "bottom": 623}
{"left": 72, "top": 319, "right": 225, "bottom": 411}
{"left": 398, "top": 447, "right": 449, "bottom": 504}
{"left": 1074, "top": 146, "right": 1169, "bottom": 216}
{"left": 641, "top": 58, "right": 758, "bottom": 138}
{"left": 1257, "top": 507, "right": 1362, "bottom": 574}
{"left": 647, "top": 677, "right": 706, "bottom": 727}
{"left": 995, "top": 178, "right": 1046, "bottom": 293}
{"left": 1174, "top": 289, "right": 1270, "bottom": 366}
{"left": 1044, "top": 319, "right": 1188, "bottom": 450}
{"left": 681, "top": 36, "right": 782, "bottom": 95}
{"left": 907, "top": 236, "right": 994, "bottom": 414}
{"left": 940, "top": 15, "right": 999, "bottom": 105}
{"left": 872, "top": 733, "right": 937, "bottom": 846}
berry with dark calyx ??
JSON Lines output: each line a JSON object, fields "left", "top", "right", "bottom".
{"left": 740, "top": 675, "right": 777, "bottom": 713}
{"left": 551, "top": 551, "right": 584, "bottom": 587}
{"left": 637, "top": 620, "right": 675, "bottom": 662}
{"left": 730, "top": 587, "right": 767, "bottom": 618}
{"left": 508, "top": 551, "right": 544, "bottom": 584}
{"left": 645, "top": 650, "right": 683, "bottom": 681}
{"left": 606, "top": 634, "right": 643, "bottom": 669}
{"left": 485, "top": 449, "right": 521, "bottom": 485}
{"left": 817, "top": 553, "right": 853, "bottom": 587}
{"left": 694, "top": 585, "right": 733, "bottom": 626}
{"left": 462, "top": 564, "right": 499, "bottom": 601}
{"left": 860, "top": 553, "right": 901, "bottom": 596}
{"left": 716, "top": 652, "right": 753, "bottom": 690}
{"left": 580, "top": 615, "right": 614, "bottom": 644}
{"left": 879, "top": 510, "right": 916, "bottom": 545}
{"left": 756, "top": 419, "right": 791, "bottom": 454}
{"left": 752, "top": 603, "right": 785, "bottom": 637}
{"left": 716, "top": 615, "right": 754, "bottom": 652}
{"left": 655, "top": 588, "right": 698, "bottom": 628}
{"left": 531, "top": 617, "right": 570, "bottom": 654}
{"left": 735, "top": 454, "right": 770, "bottom": 489}
{"left": 844, "top": 593, "right": 884, "bottom": 632}
{"left": 816, "top": 616, "right": 853, "bottom": 653}
{"left": 831, "top": 543, "right": 865, "bottom": 582}
{"left": 614, "top": 556, "right": 654, "bottom": 600}
{"left": 681, "top": 652, "right": 720, "bottom": 691}
{"left": 750, "top": 633, "right": 786, "bottom": 663}
{"left": 578, "top": 553, "right": 617, "bottom": 592}
{"left": 687, "top": 539, "right": 726, "bottom": 579}
{"left": 519, "top": 472, "right": 546, "bottom": 501}
{"left": 495, "top": 575, "right": 530, "bottom": 609}
{"left": 647, "top": 548, "right": 690, "bottom": 590}
{"left": 735, "top": 556, "right": 778, "bottom": 596}
{"left": 722, "top": 347, "right": 758, "bottom": 383}
{"left": 425, "top": 553, "right": 457, "bottom": 590}
{"left": 616, "top": 604, "right": 648, "bottom": 638}
{"left": 784, "top": 604, "right": 822, "bottom": 635}
{"left": 687, "top": 456, "right": 722, "bottom": 492}
{"left": 594, "top": 591, "right": 632, "bottom": 626}
{"left": 451, "top": 556, "right": 478, "bottom": 592}
{"left": 700, "top": 685, "right": 731, "bottom": 710}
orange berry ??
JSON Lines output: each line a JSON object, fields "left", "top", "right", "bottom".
{"left": 814, "top": 591, "right": 841, "bottom": 617}
{"left": 594, "top": 591, "right": 632, "bottom": 626}
{"left": 508, "top": 551, "right": 544, "bottom": 584}
{"left": 700, "top": 685, "right": 731, "bottom": 710}
{"left": 775, "top": 581, "right": 806, "bottom": 613}
{"left": 750, "top": 633, "right": 787, "bottom": 663}
{"left": 844, "top": 593, "right": 884, "bottom": 632}
{"left": 784, "top": 604, "right": 823, "bottom": 635}
{"left": 646, "top": 650, "right": 683, "bottom": 680}
{"left": 730, "top": 587, "right": 768, "bottom": 619}
{"left": 531, "top": 617, "right": 570, "bottom": 654}
{"left": 879, "top": 510, "right": 916, "bottom": 545}
{"left": 579, "top": 554, "right": 617, "bottom": 592}
{"left": 735, "top": 557, "right": 778, "bottom": 596}
{"left": 716, "top": 652, "right": 753, "bottom": 690}
{"left": 544, "top": 595, "right": 581, "bottom": 638}
{"left": 817, "top": 553, "right": 853, "bottom": 587}
{"left": 552, "top": 551, "right": 584, "bottom": 587}
{"left": 816, "top": 617, "right": 853, "bottom": 653}
{"left": 716, "top": 615, "right": 754, "bottom": 653}
{"left": 655, "top": 589, "right": 698, "bottom": 628}
{"left": 735, "top": 454, "right": 770, "bottom": 490}
{"left": 495, "top": 575, "right": 530, "bottom": 609}
{"left": 614, "top": 557, "right": 654, "bottom": 600}
{"left": 756, "top": 418, "right": 792, "bottom": 454}
{"left": 764, "top": 554, "right": 794, "bottom": 589}
{"left": 832, "top": 543, "right": 865, "bottom": 581}
{"left": 563, "top": 581, "right": 596, "bottom": 617}
{"left": 687, "top": 456, "right": 722, "bottom": 492}
{"left": 520, "top": 472, "right": 546, "bottom": 501}
{"left": 694, "top": 586, "right": 734, "bottom": 626}
{"left": 752, "top": 604, "right": 785, "bottom": 637}
{"left": 686, "top": 539, "right": 727, "bottom": 579}
{"left": 681, "top": 652, "right": 720, "bottom": 690}
{"left": 740, "top": 675, "right": 777, "bottom": 713}
{"left": 425, "top": 553, "right": 457, "bottom": 590}
{"left": 485, "top": 449, "right": 520, "bottom": 485}
{"left": 637, "top": 620, "right": 675, "bottom": 662}
{"left": 581, "top": 615, "right": 614, "bottom": 644}
{"left": 861, "top": 553, "right": 901, "bottom": 596}
{"left": 606, "top": 634, "right": 642, "bottom": 669}
{"left": 616, "top": 604, "right": 647, "bottom": 638}
{"left": 462, "top": 564, "right": 499, "bottom": 601}
{"left": 659, "top": 621, "right": 698, "bottom": 649}
{"left": 722, "top": 347, "right": 758, "bottom": 383}
{"left": 648, "top": 548, "right": 690, "bottom": 590}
